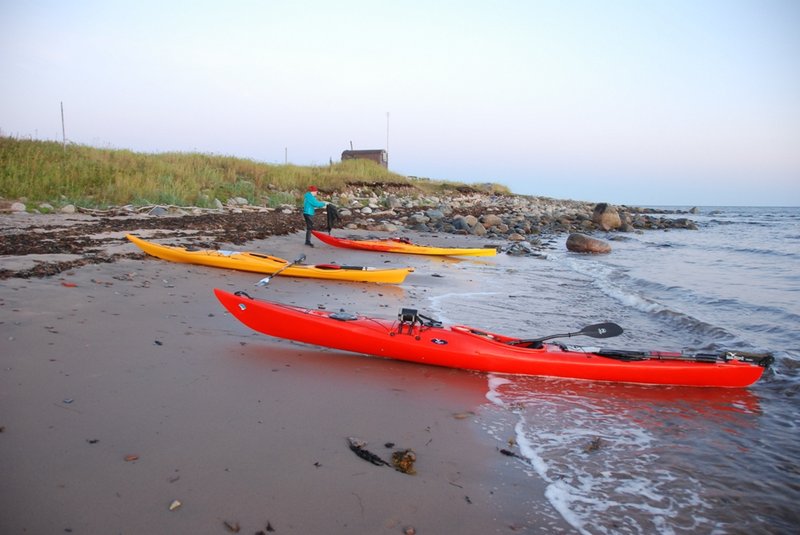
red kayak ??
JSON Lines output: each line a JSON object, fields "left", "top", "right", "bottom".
{"left": 311, "top": 230, "right": 497, "bottom": 256}
{"left": 213, "top": 289, "right": 773, "bottom": 388}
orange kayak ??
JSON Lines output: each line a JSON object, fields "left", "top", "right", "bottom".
{"left": 214, "top": 289, "right": 773, "bottom": 387}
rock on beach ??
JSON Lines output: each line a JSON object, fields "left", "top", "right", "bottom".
{"left": 566, "top": 233, "right": 612, "bottom": 254}
{"left": 592, "top": 203, "right": 622, "bottom": 231}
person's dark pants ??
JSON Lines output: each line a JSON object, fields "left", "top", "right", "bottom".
{"left": 304, "top": 214, "right": 314, "bottom": 244}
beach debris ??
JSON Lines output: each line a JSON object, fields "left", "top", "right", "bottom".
{"left": 584, "top": 436, "right": 604, "bottom": 453}
{"left": 168, "top": 499, "right": 182, "bottom": 511}
{"left": 86, "top": 438, "right": 99, "bottom": 444}
{"left": 124, "top": 454, "right": 139, "bottom": 462}
{"left": 499, "top": 448, "right": 525, "bottom": 461}
{"left": 154, "top": 340, "right": 163, "bottom": 346}
{"left": 347, "top": 437, "right": 389, "bottom": 466}
{"left": 384, "top": 442, "right": 395, "bottom": 448}
{"left": 452, "top": 411, "right": 475, "bottom": 420}
{"left": 60, "top": 281, "right": 77, "bottom": 287}
{"left": 403, "top": 526, "right": 416, "bottom": 535}
{"left": 255, "top": 521, "right": 276, "bottom": 534}
{"left": 222, "top": 519, "right": 240, "bottom": 532}
{"left": 62, "top": 398, "right": 74, "bottom": 404}
{"left": 465, "top": 495, "right": 473, "bottom": 504}
{"left": 391, "top": 449, "right": 417, "bottom": 475}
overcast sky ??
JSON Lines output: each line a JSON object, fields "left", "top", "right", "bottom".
{"left": 2, "top": 0, "right": 798, "bottom": 206}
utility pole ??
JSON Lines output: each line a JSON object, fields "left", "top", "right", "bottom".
{"left": 386, "top": 111, "right": 390, "bottom": 168}
{"left": 60, "top": 101, "right": 66, "bottom": 151}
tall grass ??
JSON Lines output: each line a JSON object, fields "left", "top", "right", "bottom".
{"left": 0, "top": 136, "right": 510, "bottom": 208}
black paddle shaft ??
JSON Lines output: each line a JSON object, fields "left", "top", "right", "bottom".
{"left": 513, "top": 322, "right": 623, "bottom": 345}
{"left": 255, "top": 254, "right": 307, "bottom": 286}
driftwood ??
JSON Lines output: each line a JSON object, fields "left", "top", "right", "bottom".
{"left": 347, "top": 437, "right": 389, "bottom": 466}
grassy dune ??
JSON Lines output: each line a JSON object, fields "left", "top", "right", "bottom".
{"left": 0, "top": 137, "right": 510, "bottom": 209}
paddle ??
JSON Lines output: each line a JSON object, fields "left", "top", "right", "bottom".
{"left": 255, "top": 254, "right": 306, "bottom": 287}
{"left": 509, "top": 322, "right": 623, "bottom": 347}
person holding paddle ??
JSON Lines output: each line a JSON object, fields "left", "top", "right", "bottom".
{"left": 303, "top": 185, "right": 327, "bottom": 247}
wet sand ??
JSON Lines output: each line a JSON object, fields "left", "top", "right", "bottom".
{"left": 1, "top": 228, "right": 572, "bottom": 533}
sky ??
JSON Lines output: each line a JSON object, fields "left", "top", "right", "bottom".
{"left": 1, "top": 0, "right": 798, "bottom": 206}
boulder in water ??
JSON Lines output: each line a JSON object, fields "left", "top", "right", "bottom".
{"left": 592, "top": 203, "right": 622, "bottom": 230}
{"left": 566, "top": 233, "right": 612, "bottom": 254}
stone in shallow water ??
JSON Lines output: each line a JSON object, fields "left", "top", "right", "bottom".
{"left": 566, "top": 233, "right": 612, "bottom": 254}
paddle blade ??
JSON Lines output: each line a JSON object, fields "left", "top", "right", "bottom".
{"left": 579, "top": 322, "right": 623, "bottom": 339}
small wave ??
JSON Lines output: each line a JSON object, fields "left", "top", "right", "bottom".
{"left": 484, "top": 376, "right": 721, "bottom": 534}
{"left": 704, "top": 243, "right": 800, "bottom": 259}
{"left": 426, "top": 291, "right": 499, "bottom": 324}
{"left": 707, "top": 218, "right": 773, "bottom": 227}
{"left": 486, "top": 375, "right": 512, "bottom": 406}
{"left": 563, "top": 256, "right": 739, "bottom": 347}
{"left": 481, "top": 373, "right": 800, "bottom": 534}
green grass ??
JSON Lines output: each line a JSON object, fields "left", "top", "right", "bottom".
{"left": 0, "top": 136, "right": 511, "bottom": 209}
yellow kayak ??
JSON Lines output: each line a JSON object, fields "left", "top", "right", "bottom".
{"left": 312, "top": 231, "right": 497, "bottom": 257}
{"left": 126, "top": 234, "right": 414, "bottom": 283}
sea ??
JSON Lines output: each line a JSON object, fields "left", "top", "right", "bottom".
{"left": 424, "top": 206, "right": 800, "bottom": 534}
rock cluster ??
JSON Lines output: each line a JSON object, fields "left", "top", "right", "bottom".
{"left": 317, "top": 188, "right": 698, "bottom": 254}
{"left": 1, "top": 187, "right": 700, "bottom": 261}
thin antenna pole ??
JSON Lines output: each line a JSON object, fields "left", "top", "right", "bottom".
{"left": 60, "top": 101, "right": 66, "bottom": 151}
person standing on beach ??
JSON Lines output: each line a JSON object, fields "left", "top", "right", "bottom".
{"left": 303, "top": 185, "right": 327, "bottom": 246}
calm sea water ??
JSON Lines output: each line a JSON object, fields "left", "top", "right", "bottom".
{"left": 425, "top": 206, "right": 800, "bottom": 534}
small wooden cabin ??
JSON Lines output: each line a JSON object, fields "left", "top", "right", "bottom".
{"left": 341, "top": 149, "right": 388, "bottom": 168}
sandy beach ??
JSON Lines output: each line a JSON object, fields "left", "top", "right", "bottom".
{"left": 1, "top": 219, "right": 573, "bottom": 534}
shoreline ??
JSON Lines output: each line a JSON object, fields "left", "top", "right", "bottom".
{"left": 0, "top": 192, "right": 700, "bottom": 280}
{"left": 1, "top": 230, "right": 575, "bottom": 533}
